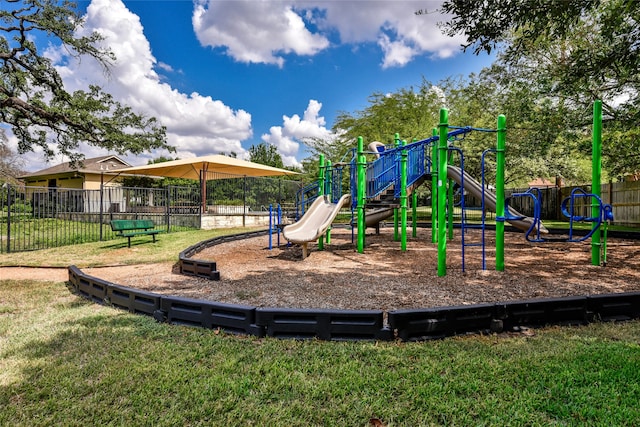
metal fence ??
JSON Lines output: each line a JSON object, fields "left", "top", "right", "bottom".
{"left": 1, "top": 174, "right": 303, "bottom": 253}
{"left": 1, "top": 184, "right": 201, "bottom": 253}
{"left": 203, "top": 172, "right": 302, "bottom": 219}
{"left": 6, "top": 172, "right": 635, "bottom": 253}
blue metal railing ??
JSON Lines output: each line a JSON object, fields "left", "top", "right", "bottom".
{"left": 505, "top": 186, "right": 615, "bottom": 243}
{"left": 346, "top": 128, "right": 476, "bottom": 208}
{"left": 560, "top": 188, "right": 614, "bottom": 242}
{"left": 394, "top": 142, "right": 429, "bottom": 198}
{"left": 295, "top": 181, "right": 319, "bottom": 220}
{"left": 367, "top": 152, "right": 396, "bottom": 198}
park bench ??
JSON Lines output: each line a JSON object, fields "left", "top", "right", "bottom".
{"left": 110, "top": 219, "right": 162, "bottom": 247}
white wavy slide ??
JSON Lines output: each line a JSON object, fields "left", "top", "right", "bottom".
{"left": 447, "top": 165, "right": 548, "bottom": 234}
{"left": 283, "top": 194, "right": 352, "bottom": 258}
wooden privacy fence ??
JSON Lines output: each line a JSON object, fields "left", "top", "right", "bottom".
{"left": 594, "top": 180, "right": 640, "bottom": 227}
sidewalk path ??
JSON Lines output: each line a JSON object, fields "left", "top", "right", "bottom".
{"left": 0, "top": 267, "right": 69, "bottom": 282}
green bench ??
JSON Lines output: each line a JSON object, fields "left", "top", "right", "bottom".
{"left": 110, "top": 219, "right": 162, "bottom": 247}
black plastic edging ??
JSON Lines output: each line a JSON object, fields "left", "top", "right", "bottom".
{"left": 68, "top": 265, "right": 640, "bottom": 342}
{"left": 73, "top": 268, "right": 109, "bottom": 304}
{"left": 256, "top": 307, "right": 392, "bottom": 341}
{"left": 178, "top": 229, "right": 272, "bottom": 281}
{"left": 587, "top": 292, "right": 640, "bottom": 321}
{"left": 179, "top": 259, "right": 220, "bottom": 280}
{"left": 159, "top": 296, "right": 262, "bottom": 336}
{"left": 66, "top": 227, "right": 640, "bottom": 342}
{"left": 496, "top": 296, "right": 589, "bottom": 330}
{"left": 388, "top": 304, "right": 496, "bottom": 341}
{"left": 107, "top": 283, "right": 162, "bottom": 315}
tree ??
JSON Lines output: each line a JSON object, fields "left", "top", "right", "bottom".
{"left": 320, "top": 73, "right": 594, "bottom": 187}
{"left": 0, "top": 129, "right": 26, "bottom": 184}
{"left": 1, "top": 0, "right": 171, "bottom": 167}
{"left": 438, "top": 0, "right": 601, "bottom": 56}
{"left": 248, "top": 142, "right": 285, "bottom": 169}
{"left": 439, "top": 0, "right": 640, "bottom": 177}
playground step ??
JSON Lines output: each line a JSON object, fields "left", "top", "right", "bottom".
{"left": 462, "top": 242, "right": 483, "bottom": 248}
{"left": 367, "top": 200, "right": 400, "bottom": 208}
{"left": 462, "top": 223, "right": 484, "bottom": 229}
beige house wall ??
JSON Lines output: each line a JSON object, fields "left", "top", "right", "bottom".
{"left": 23, "top": 173, "right": 121, "bottom": 190}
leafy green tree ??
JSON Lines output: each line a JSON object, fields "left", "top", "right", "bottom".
{"left": 248, "top": 142, "right": 284, "bottom": 169}
{"left": 318, "top": 72, "right": 593, "bottom": 187}
{"left": 438, "top": 0, "right": 600, "bottom": 56}
{"left": 328, "top": 77, "right": 498, "bottom": 176}
{"left": 332, "top": 77, "right": 446, "bottom": 151}
{"left": 1, "top": 0, "right": 171, "bottom": 167}
{"left": 0, "top": 128, "right": 25, "bottom": 184}
{"left": 439, "top": 0, "right": 640, "bottom": 178}
{"left": 476, "top": 65, "right": 593, "bottom": 186}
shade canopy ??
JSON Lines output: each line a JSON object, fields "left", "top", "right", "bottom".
{"left": 120, "top": 155, "right": 299, "bottom": 180}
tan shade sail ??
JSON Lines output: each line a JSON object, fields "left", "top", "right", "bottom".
{"left": 120, "top": 155, "right": 299, "bottom": 180}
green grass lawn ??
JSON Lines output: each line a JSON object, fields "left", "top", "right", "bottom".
{"left": 2, "top": 226, "right": 640, "bottom": 425}
{"left": 0, "top": 227, "right": 258, "bottom": 267}
{"left": 1, "top": 280, "right": 639, "bottom": 426}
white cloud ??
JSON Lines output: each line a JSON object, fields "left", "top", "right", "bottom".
{"left": 312, "top": 1, "right": 465, "bottom": 63}
{"left": 262, "top": 100, "right": 334, "bottom": 168}
{"left": 378, "top": 33, "right": 419, "bottom": 68}
{"left": 46, "top": 0, "right": 253, "bottom": 166}
{"left": 192, "top": 0, "right": 330, "bottom": 68}
{"left": 157, "top": 61, "right": 176, "bottom": 73}
{"left": 192, "top": 0, "right": 466, "bottom": 68}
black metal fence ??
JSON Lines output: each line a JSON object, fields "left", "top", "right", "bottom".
{"left": 203, "top": 171, "right": 302, "bottom": 218}
{"left": 7, "top": 174, "right": 630, "bottom": 253}
{"left": 0, "top": 184, "right": 201, "bottom": 253}
{"left": 1, "top": 174, "right": 303, "bottom": 253}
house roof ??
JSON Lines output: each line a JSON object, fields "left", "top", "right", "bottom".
{"left": 528, "top": 177, "right": 558, "bottom": 188}
{"left": 19, "top": 155, "right": 132, "bottom": 179}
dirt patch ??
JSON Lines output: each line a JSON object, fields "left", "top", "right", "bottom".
{"left": 80, "top": 227, "right": 640, "bottom": 312}
{"left": 0, "top": 266, "right": 69, "bottom": 282}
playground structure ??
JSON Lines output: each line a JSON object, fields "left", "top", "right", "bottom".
{"left": 64, "top": 102, "right": 635, "bottom": 342}
{"left": 282, "top": 102, "right": 613, "bottom": 275}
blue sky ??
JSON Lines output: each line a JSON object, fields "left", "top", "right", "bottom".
{"left": 16, "top": 0, "right": 495, "bottom": 171}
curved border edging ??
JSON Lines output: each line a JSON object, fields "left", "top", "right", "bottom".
{"left": 67, "top": 265, "right": 640, "bottom": 342}
{"left": 67, "top": 265, "right": 393, "bottom": 340}
{"left": 178, "top": 230, "right": 272, "bottom": 280}
{"left": 66, "top": 230, "right": 640, "bottom": 341}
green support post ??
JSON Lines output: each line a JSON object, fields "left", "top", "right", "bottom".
{"left": 318, "top": 154, "right": 325, "bottom": 195}
{"left": 326, "top": 159, "right": 332, "bottom": 245}
{"left": 437, "top": 109, "right": 449, "bottom": 276}
{"left": 318, "top": 155, "right": 325, "bottom": 251}
{"left": 447, "top": 170, "right": 454, "bottom": 240}
{"left": 393, "top": 210, "right": 399, "bottom": 240}
{"left": 591, "top": 100, "right": 603, "bottom": 266}
{"left": 394, "top": 133, "right": 401, "bottom": 241}
{"left": 400, "top": 139, "right": 408, "bottom": 251}
{"left": 357, "top": 137, "right": 366, "bottom": 253}
{"left": 496, "top": 115, "right": 506, "bottom": 271}
{"left": 431, "top": 128, "right": 438, "bottom": 243}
